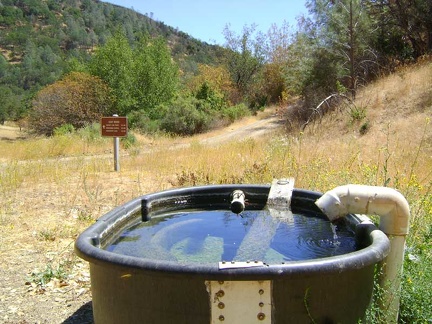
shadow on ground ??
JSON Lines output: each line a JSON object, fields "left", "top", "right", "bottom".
{"left": 62, "top": 301, "right": 93, "bottom": 324}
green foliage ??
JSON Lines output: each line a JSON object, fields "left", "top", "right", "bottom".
{"left": 221, "top": 103, "right": 250, "bottom": 122}
{"left": 195, "top": 81, "right": 226, "bottom": 111}
{"left": 89, "top": 32, "right": 135, "bottom": 115}
{"left": 0, "top": 5, "right": 24, "bottom": 26}
{"left": 359, "top": 121, "right": 370, "bottom": 135}
{"left": 301, "top": 47, "right": 340, "bottom": 108}
{"left": 77, "top": 123, "right": 102, "bottom": 142}
{"left": 159, "top": 96, "right": 213, "bottom": 135}
{"left": 28, "top": 264, "right": 68, "bottom": 287}
{"left": 0, "top": 85, "right": 23, "bottom": 122}
{"left": 349, "top": 106, "right": 367, "bottom": 123}
{"left": 133, "top": 36, "right": 179, "bottom": 117}
{"left": 223, "top": 24, "right": 266, "bottom": 103}
{"left": 127, "top": 110, "right": 161, "bottom": 134}
{"left": 0, "top": 0, "right": 223, "bottom": 122}
{"left": 367, "top": 0, "right": 432, "bottom": 60}
{"left": 53, "top": 123, "right": 75, "bottom": 136}
{"left": 121, "top": 132, "right": 138, "bottom": 149}
{"left": 89, "top": 33, "right": 179, "bottom": 117}
{"left": 399, "top": 249, "right": 432, "bottom": 322}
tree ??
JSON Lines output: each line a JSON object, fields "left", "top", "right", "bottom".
{"left": 282, "top": 18, "right": 318, "bottom": 97}
{"left": 89, "top": 32, "right": 135, "bottom": 115}
{"left": 186, "top": 64, "right": 234, "bottom": 105}
{"left": 133, "top": 36, "right": 179, "bottom": 118}
{"left": 263, "top": 21, "right": 294, "bottom": 103}
{"left": 89, "top": 33, "right": 179, "bottom": 117}
{"left": 0, "top": 85, "right": 21, "bottom": 123}
{"left": 366, "top": 0, "right": 432, "bottom": 59}
{"left": 29, "top": 72, "right": 115, "bottom": 135}
{"left": 223, "top": 24, "right": 267, "bottom": 104}
{"left": 306, "top": 0, "right": 375, "bottom": 97}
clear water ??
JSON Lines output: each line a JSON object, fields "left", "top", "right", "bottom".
{"left": 106, "top": 209, "right": 357, "bottom": 264}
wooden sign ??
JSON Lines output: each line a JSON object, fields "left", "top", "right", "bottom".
{"left": 101, "top": 116, "right": 128, "bottom": 137}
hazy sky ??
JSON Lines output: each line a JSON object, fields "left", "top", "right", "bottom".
{"left": 103, "top": 0, "right": 308, "bottom": 45}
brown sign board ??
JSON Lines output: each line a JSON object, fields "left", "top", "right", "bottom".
{"left": 101, "top": 116, "right": 128, "bottom": 137}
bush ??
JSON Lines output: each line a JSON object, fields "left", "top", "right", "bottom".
{"left": 160, "top": 96, "right": 213, "bottom": 135}
{"left": 77, "top": 123, "right": 102, "bottom": 142}
{"left": 222, "top": 103, "right": 250, "bottom": 122}
{"left": 29, "top": 72, "right": 115, "bottom": 136}
{"left": 121, "top": 132, "right": 137, "bottom": 149}
{"left": 53, "top": 123, "right": 75, "bottom": 136}
{"left": 195, "top": 81, "right": 226, "bottom": 111}
{"left": 399, "top": 237, "right": 432, "bottom": 322}
{"left": 127, "top": 110, "right": 161, "bottom": 134}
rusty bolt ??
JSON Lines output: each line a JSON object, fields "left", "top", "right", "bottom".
{"left": 216, "top": 290, "right": 225, "bottom": 298}
{"left": 259, "top": 302, "right": 264, "bottom": 307}
{"left": 259, "top": 289, "right": 264, "bottom": 295}
{"left": 218, "top": 280, "right": 224, "bottom": 285}
{"left": 257, "top": 312, "right": 266, "bottom": 320}
{"left": 218, "top": 302, "right": 225, "bottom": 309}
{"left": 219, "top": 315, "right": 225, "bottom": 321}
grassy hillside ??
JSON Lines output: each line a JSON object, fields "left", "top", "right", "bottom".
{"left": 0, "top": 60, "right": 431, "bottom": 322}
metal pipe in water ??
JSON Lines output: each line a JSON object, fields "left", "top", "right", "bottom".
{"left": 230, "top": 190, "right": 245, "bottom": 214}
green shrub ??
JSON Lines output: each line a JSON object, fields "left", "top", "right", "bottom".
{"left": 121, "top": 132, "right": 137, "bottom": 149}
{"left": 53, "top": 123, "right": 75, "bottom": 136}
{"left": 222, "top": 103, "right": 250, "bottom": 122}
{"left": 195, "top": 81, "right": 227, "bottom": 111}
{"left": 399, "top": 245, "right": 432, "bottom": 322}
{"left": 78, "top": 123, "right": 102, "bottom": 142}
{"left": 127, "top": 110, "right": 160, "bottom": 134}
{"left": 350, "top": 106, "right": 367, "bottom": 122}
{"left": 359, "top": 121, "right": 370, "bottom": 135}
{"left": 160, "top": 96, "right": 213, "bottom": 135}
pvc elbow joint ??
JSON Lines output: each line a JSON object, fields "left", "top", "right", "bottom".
{"left": 315, "top": 185, "right": 410, "bottom": 236}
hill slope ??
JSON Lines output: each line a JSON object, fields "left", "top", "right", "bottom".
{"left": 292, "top": 60, "right": 432, "bottom": 190}
{"left": 0, "top": 0, "right": 227, "bottom": 122}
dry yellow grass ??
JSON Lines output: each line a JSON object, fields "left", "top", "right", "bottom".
{"left": 0, "top": 60, "right": 431, "bottom": 322}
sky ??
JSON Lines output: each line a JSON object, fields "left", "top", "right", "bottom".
{"left": 103, "top": 0, "right": 308, "bottom": 45}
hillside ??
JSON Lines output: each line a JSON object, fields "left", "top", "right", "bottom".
{"left": 0, "top": 0, "right": 226, "bottom": 122}
{"left": 0, "top": 0, "right": 224, "bottom": 66}
{"left": 298, "top": 58, "right": 432, "bottom": 158}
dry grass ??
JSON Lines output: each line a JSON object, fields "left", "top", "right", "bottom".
{"left": 0, "top": 60, "right": 431, "bottom": 322}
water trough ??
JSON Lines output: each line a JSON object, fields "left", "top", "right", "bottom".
{"left": 75, "top": 181, "right": 406, "bottom": 323}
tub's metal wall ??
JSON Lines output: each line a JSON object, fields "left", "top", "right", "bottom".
{"left": 89, "top": 262, "right": 375, "bottom": 324}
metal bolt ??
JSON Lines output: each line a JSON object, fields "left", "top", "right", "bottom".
{"left": 259, "top": 289, "right": 264, "bottom": 295}
{"left": 219, "top": 315, "right": 225, "bottom": 321}
{"left": 259, "top": 302, "right": 264, "bottom": 307}
{"left": 216, "top": 290, "right": 225, "bottom": 298}
{"left": 218, "top": 281, "right": 224, "bottom": 285}
{"left": 257, "top": 312, "right": 266, "bottom": 321}
{"left": 218, "top": 302, "right": 225, "bottom": 309}
{"left": 277, "top": 179, "right": 289, "bottom": 185}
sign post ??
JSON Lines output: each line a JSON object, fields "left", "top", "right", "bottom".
{"left": 101, "top": 115, "right": 128, "bottom": 172}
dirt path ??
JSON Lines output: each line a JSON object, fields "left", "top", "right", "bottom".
{"left": 0, "top": 109, "right": 285, "bottom": 323}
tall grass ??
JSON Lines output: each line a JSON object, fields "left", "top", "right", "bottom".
{"left": 1, "top": 61, "right": 431, "bottom": 322}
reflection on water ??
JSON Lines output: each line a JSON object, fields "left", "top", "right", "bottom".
{"left": 106, "top": 209, "right": 356, "bottom": 264}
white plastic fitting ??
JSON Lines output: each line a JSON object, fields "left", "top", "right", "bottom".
{"left": 315, "top": 184, "right": 410, "bottom": 323}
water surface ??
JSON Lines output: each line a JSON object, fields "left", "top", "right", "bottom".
{"left": 106, "top": 209, "right": 356, "bottom": 264}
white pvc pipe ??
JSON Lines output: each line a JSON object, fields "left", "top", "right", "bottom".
{"left": 315, "top": 184, "right": 410, "bottom": 323}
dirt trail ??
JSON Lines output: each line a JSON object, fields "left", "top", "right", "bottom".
{"left": 0, "top": 109, "right": 283, "bottom": 144}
